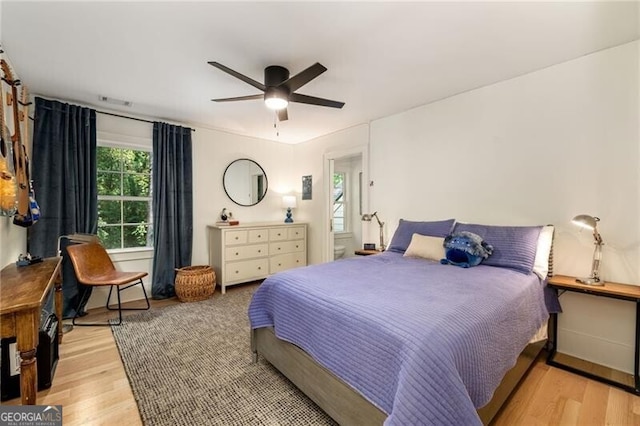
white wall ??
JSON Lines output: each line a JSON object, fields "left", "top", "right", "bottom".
{"left": 191, "top": 126, "right": 295, "bottom": 268}
{"left": 0, "top": 217, "right": 25, "bottom": 268}
{"left": 367, "top": 41, "right": 639, "bottom": 372}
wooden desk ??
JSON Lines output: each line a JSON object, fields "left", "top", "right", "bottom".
{"left": 0, "top": 257, "right": 63, "bottom": 404}
{"left": 547, "top": 274, "right": 640, "bottom": 395}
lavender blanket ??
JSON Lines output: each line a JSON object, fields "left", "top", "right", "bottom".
{"left": 249, "top": 252, "right": 549, "bottom": 425}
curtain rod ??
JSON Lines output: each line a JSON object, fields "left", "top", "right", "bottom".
{"left": 96, "top": 110, "right": 195, "bottom": 132}
{"left": 30, "top": 96, "right": 196, "bottom": 132}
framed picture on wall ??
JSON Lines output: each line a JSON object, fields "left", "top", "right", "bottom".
{"left": 302, "top": 175, "right": 312, "bottom": 200}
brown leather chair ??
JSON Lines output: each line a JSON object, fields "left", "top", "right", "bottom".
{"left": 65, "top": 242, "right": 150, "bottom": 326}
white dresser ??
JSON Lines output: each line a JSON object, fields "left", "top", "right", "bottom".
{"left": 208, "top": 222, "right": 307, "bottom": 294}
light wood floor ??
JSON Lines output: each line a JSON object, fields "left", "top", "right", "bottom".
{"left": 4, "top": 297, "right": 640, "bottom": 425}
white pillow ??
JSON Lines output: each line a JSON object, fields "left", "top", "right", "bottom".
{"left": 403, "top": 234, "right": 445, "bottom": 261}
{"left": 533, "top": 225, "right": 554, "bottom": 279}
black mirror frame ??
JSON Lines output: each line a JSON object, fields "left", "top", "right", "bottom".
{"left": 222, "top": 158, "right": 269, "bottom": 207}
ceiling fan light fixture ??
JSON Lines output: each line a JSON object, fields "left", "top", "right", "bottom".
{"left": 209, "top": 61, "right": 344, "bottom": 121}
{"left": 265, "top": 96, "right": 288, "bottom": 110}
{"left": 264, "top": 87, "right": 289, "bottom": 110}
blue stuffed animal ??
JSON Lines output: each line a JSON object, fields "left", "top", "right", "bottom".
{"left": 440, "top": 231, "right": 493, "bottom": 268}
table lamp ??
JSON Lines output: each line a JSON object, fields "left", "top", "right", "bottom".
{"left": 282, "top": 195, "right": 297, "bottom": 223}
{"left": 362, "top": 212, "right": 385, "bottom": 251}
{"left": 572, "top": 214, "right": 604, "bottom": 285}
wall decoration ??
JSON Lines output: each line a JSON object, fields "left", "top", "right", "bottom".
{"left": 302, "top": 175, "right": 312, "bottom": 200}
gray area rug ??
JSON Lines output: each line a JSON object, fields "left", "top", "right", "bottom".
{"left": 111, "top": 283, "right": 336, "bottom": 425}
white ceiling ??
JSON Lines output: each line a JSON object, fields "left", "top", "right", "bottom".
{"left": 2, "top": 1, "right": 638, "bottom": 144}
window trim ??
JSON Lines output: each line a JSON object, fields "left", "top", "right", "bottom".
{"left": 96, "top": 142, "right": 153, "bottom": 251}
{"left": 332, "top": 171, "right": 348, "bottom": 233}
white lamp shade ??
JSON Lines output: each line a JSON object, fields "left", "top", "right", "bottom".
{"left": 282, "top": 195, "right": 297, "bottom": 209}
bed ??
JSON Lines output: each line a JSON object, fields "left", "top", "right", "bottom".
{"left": 248, "top": 220, "right": 557, "bottom": 425}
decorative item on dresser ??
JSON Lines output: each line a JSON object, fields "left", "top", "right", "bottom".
{"left": 282, "top": 195, "right": 297, "bottom": 223}
{"left": 208, "top": 222, "right": 307, "bottom": 294}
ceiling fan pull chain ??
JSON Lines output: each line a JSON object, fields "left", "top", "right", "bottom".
{"left": 273, "top": 114, "right": 279, "bottom": 137}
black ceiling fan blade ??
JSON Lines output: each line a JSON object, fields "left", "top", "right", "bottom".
{"left": 208, "top": 62, "right": 266, "bottom": 92}
{"left": 277, "top": 108, "right": 288, "bottom": 122}
{"left": 290, "top": 93, "right": 345, "bottom": 109}
{"left": 212, "top": 94, "right": 263, "bottom": 102}
{"left": 280, "top": 63, "right": 327, "bottom": 92}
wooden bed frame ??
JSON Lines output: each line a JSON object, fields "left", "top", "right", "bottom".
{"left": 252, "top": 327, "right": 545, "bottom": 425}
{"left": 251, "top": 230, "right": 555, "bottom": 425}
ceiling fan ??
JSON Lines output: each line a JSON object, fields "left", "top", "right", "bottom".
{"left": 208, "top": 62, "right": 345, "bottom": 121}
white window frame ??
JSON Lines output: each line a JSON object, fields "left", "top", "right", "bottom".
{"left": 333, "top": 171, "right": 348, "bottom": 233}
{"left": 97, "top": 138, "right": 153, "bottom": 253}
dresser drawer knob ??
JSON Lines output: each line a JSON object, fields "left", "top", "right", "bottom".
{"left": 235, "top": 236, "right": 239, "bottom": 240}
{"left": 258, "top": 266, "right": 262, "bottom": 270}
{"left": 258, "top": 234, "right": 262, "bottom": 238}
{"left": 277, "top": 247, "right": 281, "bottom": 250}
{"left": 235, "top": 252, "right": 239, "bottom": 256}
{"left": 296, "top": 260, "right": 299, "bottom": 263}
{"left": 235, "top": 270, "right": 239, "bottom": 274}
{"left": 258, "top": 249, "right": 261, "bottom": 253}
{"left": 277, "top": 233, "right": 281, "bottom": 236}
{"left": 295, "top": 245, "right": 299, "bottom": 248}
{"left": 278, "top": 263, "right": 282, "bottom": 267}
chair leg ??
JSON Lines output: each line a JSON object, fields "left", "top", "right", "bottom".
{"left": 106, "top": 279, "right": 150, "bottom": 311}
{"left": 72, "top": 287, "right": 121, "bottom": 327}
{"left": 73, "top": 279, "right": 148, "bottom": 326}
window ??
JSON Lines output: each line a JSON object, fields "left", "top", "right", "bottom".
{"left": 333, "top": 171, "right": 346, "bottom": 232}
{"left": 97, "top": 145, "right": 152, "bottom": 250}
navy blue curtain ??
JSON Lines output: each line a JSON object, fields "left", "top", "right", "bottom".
{"left": 29, "top": 97, "right": 97, "bottom": 318}
{"left": 152, "top": 122, "right": 193, "bottom": 299}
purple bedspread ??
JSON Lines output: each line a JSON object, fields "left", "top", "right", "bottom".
{"left": 248, "top": 252, "right": 549, "bottom": 425}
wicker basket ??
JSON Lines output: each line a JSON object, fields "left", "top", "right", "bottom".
{"left": 174, "top": 265, "right": 216, "bottom": 302}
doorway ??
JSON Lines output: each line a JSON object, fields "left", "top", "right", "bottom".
{"left": 323, "top": 146, "right": 368, "bottom": 263}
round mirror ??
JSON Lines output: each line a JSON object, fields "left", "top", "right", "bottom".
{"left": 223, "top": 159, "right": 268, "bottom": 206}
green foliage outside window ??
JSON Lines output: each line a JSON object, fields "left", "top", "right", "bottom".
{"left": 333, "top": 172, "right": 346, "bottom": 232}
{"left": 97, "top": 146, "right": 153, "bottom": 250}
